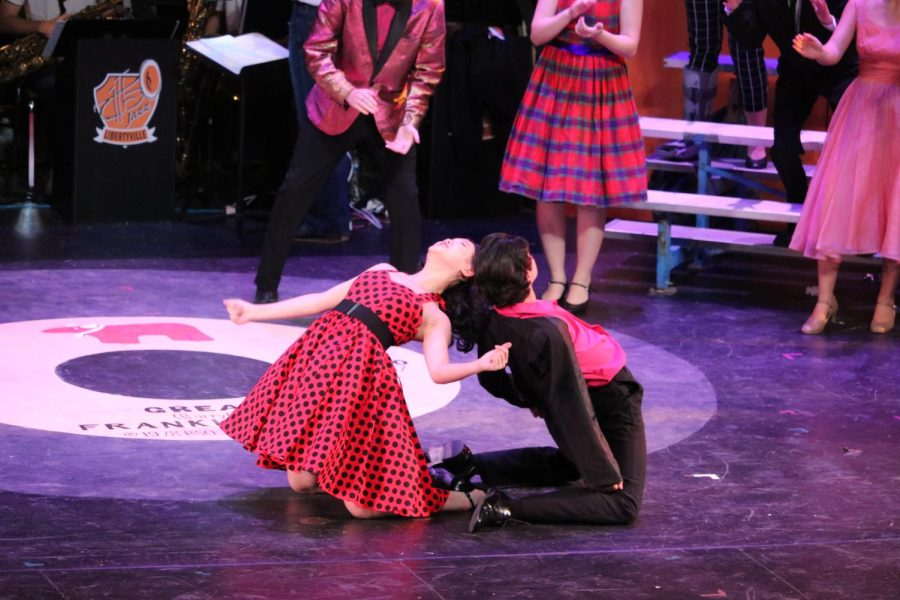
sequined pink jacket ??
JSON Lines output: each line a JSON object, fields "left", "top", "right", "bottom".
{"left": 304, "top": 0, "right": 446, "bottom": 140}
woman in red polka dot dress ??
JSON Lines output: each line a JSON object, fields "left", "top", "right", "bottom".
{"left": 220, "top": 239, "right": 510, "bottom": 519}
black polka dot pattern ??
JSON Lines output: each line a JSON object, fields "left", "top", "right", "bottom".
{"left": 220, "top": 270, "right": 449, "bottom": 517}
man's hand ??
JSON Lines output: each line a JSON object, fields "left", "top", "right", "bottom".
{"left": 385, "top": 123, "right": 420, "bottom": 155}
{"left": 601, "top": 481, "right": 624, "bottom": 493}
{"left": 808, "top": 0, "right": 833, "bottom": 27}
{"left": 723, "top": 0, "right": 743, "bottom": 13}
{"left": 574, "top": 16, "right": 604, "bottom": 39}
{"left": 566, "top": 0, "right": 597, "bottom": 21}
{"left": 346, "top": 87, "right": 379, "bottom": 115}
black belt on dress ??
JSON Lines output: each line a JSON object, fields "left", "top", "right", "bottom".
{"left": 549, "top": 40, "right": 614, "bottom": 57}
{"left": 335, "top": 299, "right": 396, "bottom": 349}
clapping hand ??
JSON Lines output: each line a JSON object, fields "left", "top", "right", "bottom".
{"left": 792, "top": 32, "right": 825, "bottom": 60}
{"left": 477, "top": 342, "right": 512, "bottom": 372}
{"left": 574, "top": 16, "right": 604, "bottom": 39}
{"left": 567, "top": 0, "right": 597, "bottom": 20}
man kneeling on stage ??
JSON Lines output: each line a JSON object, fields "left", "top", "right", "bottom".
{"left": 442, "top": 233, "right": 647, "bottom": 532}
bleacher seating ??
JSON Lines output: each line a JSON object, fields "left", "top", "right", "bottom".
{"left": 612, "top": 118, "right": 828, "bottom": 294}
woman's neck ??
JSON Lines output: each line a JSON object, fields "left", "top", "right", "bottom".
{"left": 409, "top": 268, "right": 454, "bottom": 294}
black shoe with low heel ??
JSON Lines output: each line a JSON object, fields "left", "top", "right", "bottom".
{"left": 560, "top": 282, "right": 592, "bottom": 315}
{"left": 433, "top": 441, "right": 482, "bottom": 491}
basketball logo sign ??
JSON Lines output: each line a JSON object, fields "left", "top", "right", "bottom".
{"left": 93, "top": 59, "right": 162, "bottom": 147}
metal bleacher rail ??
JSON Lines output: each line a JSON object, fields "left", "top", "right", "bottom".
{"left": 609, "top": 115, "right": 828, "bottom": 295}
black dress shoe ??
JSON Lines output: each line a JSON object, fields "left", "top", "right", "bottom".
{"left": 468, "top": 489, "right": 513, "bottom": 533}
{"left": 254, "top": 289, "right": 278, "bottom": 304}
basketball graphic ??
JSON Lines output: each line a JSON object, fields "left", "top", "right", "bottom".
{"left": 93, "top": 59, "right": 162, "bottom": 146}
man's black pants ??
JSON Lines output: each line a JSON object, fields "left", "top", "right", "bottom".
{"left": 255, "top": 112, "right": 420, "bottom": 293}
{"left": 474, "top": 367, "right": 647, "bottom": 525}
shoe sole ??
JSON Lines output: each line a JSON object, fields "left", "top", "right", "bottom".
{"left": 467, "top": 494, "right": 489, "bottom": 533}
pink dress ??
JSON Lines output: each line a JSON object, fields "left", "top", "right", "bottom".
{"left": 790, "top": 0, "right": 900, "bottom": 262}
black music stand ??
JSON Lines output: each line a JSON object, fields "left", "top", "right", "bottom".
{"left": 184, "top": 33, "right": 293, "bottom": 231}
{"left": 49, "top": 19, "right": 179, "bottom": 223}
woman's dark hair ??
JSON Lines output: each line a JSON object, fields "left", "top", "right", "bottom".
{"left": 442, "top": 276, "right": 490, "bottom": 353}
{"left": 443, "top": 232, "right": 532, "bottom": 352}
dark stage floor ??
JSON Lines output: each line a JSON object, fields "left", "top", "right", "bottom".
{"left": 0, "top": 204, "right": 898, "bottom": 599}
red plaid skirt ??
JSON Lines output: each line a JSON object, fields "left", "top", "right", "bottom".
{"left": 500, "top": 43, "right": 647, "bottom": 207}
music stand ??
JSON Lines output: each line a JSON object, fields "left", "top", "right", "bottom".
{"left": 44, "top": 18, "right": 179, "bottom": 58}
{"left": 50, "top": 19, "right": 180, "bottom": 223}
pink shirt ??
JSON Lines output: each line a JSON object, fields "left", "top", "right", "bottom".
{"left": 376, "top": 4, "right": 395, "bottom": 54}
{"left": 496, "top": 300, "right": 627, "bottom": 386}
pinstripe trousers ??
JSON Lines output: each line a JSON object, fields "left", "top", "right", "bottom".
{"left": 685, "top": 0, "right": 769, "bottom": 112}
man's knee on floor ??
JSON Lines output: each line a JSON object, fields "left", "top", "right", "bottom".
{"left": 586, "top": 492, "right": 641, "bottom": 526}
{"left": 610, "top": 493, "right": 641, "bottom": 525}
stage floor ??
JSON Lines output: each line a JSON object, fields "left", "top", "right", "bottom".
{"left": 1, "top": 206, "right": 898, "bottom": 599}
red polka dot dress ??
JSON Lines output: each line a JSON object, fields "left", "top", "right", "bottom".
{"left": 220, "top": 269, "right": 450, "bottom": 517}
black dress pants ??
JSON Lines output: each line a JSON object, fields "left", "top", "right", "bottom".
{"left": 255, "top": 112, "right": 421, "bottom": 292}
{"left": 474, "top": 366, "right": 647, "bottom": 525}
{"left": 771, "top": 69, "right": 855, "bottom": 203}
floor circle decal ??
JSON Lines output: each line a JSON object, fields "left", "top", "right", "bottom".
{"left": 0, "top": 316, "right": 460, "bottom": 441}
{"left": 0, "top": 270, "right": 718, "bottom": 501}
{"left": 56, "top": 351, "right": 270, "bottom": 400}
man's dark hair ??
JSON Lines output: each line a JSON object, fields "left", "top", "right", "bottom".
{"left": 474, "top": 232, "right": 531, "bottom": 308}
{"left": 445, "top": 232, "right": 532, "bottom": 352}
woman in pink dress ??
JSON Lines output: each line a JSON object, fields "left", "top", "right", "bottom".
{"left": 790, "top": 0, "right": 899, "bottom": 334}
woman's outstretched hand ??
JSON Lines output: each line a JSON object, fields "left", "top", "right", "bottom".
{"left": 223, "top": 298, "right": 255, "bottom": 324}
{"left": 477, "top": 342, "right": 512, "bottom": 372}
{"left": 792, "top": 32, "right": 825, "bottom": 60}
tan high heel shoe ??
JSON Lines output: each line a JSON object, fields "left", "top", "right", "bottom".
{"left": 801, "top": 298, "right": 838, "bottom": 335}
{"left": 870, "top": 302, "right": 896, "bottom": 334}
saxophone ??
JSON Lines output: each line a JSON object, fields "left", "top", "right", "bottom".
{"left": 175, "top": 0, "right": 219, "bottom": 180}
{"left": 0, "top": 0, "right": 123, "bottom": 83}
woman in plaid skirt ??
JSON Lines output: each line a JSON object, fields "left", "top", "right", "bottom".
{"left": 500, "top": 0, "right": 646, "bottom": 314}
